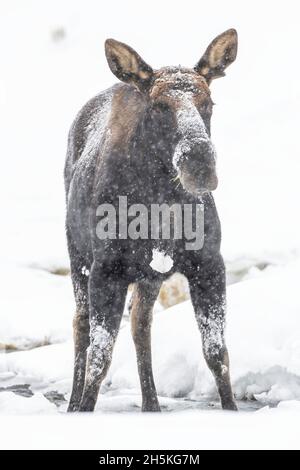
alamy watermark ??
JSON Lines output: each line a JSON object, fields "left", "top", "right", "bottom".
{"left": 96, "top": 196, "right": 204, "bottom": 250}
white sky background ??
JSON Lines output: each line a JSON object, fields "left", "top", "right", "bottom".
{"left": 0, "top": 0, "right": 299, "bottom": 263}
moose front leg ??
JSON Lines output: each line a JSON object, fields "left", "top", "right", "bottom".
{"left": 67, "top": 235, "right": 90, "bottom": 413}
{"left": 130, "top": 279, "right": 162, "bottom": 412}
{"left": 68, "top": 290, "right": 90, "bottom": 412}
{"left": 187, "top": 254, "right": 237, "bottom": 411}
{"left": 79, "top": 263, "right": 127, "bottom": 412}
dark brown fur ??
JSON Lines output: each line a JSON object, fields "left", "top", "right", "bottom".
{"left": 66, "top": 30, "right": 238, "bottom": 413}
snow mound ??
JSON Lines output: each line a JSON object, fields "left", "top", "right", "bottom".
{"left": 0, "top": 266, "right": 74, "bottom": 350}
{"left": 0, "top": 392, "right": 56, "bottom": 415}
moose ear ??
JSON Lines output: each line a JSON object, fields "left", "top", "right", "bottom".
{"left": 105, "top": 38, "right": 153, "bottom": 92}
{"left": 194, "top": 29, "right": 238, "bottom": 84}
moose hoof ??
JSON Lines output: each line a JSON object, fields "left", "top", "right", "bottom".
{"left": 142, "top": 401, "right": 161, "bottom": 412}
{"left": 67, "top": 399, "right": 83, "bottom": 412}
{"left": 67, "top": 404, "right": 79, "bottom": 413}
{"left": 222, "top": 401, "right": 238, "bottom": 411}
{"left": 78, "top": 398, "right": 97, "bottom": 412}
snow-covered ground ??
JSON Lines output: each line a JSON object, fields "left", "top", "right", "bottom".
{"left": 1, "top": 260, "right": 300, "bottom": 408}
{"left": 0, "top": 0, "right": 300, "bottom": 450}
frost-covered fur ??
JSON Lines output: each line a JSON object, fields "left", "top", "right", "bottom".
{"left": 65, "top": 31, "right": 238, "bottom": 412}
{"left": 172, "top": 91, "right": 217, "bottom": 171}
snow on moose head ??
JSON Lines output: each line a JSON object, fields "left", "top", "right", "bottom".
{"left": 105, "top": 29, "right": 238, "bottom": 197}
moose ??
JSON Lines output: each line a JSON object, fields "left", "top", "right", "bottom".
{"left": 65, "top": 29, "right": 238, "bottom": 412}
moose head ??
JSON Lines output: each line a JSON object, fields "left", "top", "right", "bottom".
{"left": 105, "top": 29, "right": 238, "bottom": 197}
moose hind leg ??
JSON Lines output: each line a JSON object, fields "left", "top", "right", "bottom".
{"left": 131, "top": 280, "right": 162, "bottom": 412}
{"left": 188, "top": 255, "right": 237, "bottom": 411}
{"left": 79, "top": 263, "right": 127, "bottom": 412}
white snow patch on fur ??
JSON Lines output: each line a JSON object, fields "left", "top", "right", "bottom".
{"left": 150, "top": 249, "right": 174, "bottom": 273}
{"left": 172, "top": 91, "right": 216, "bottom": 171}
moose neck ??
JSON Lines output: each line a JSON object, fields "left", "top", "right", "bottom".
{"left": 127, "top": 107, "right": 177, "bottom": 203}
